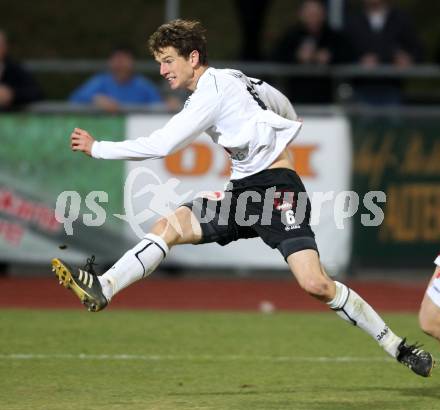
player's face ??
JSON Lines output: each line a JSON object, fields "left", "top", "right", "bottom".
{"left": 155, "top": 47, "right": 199, "bottom": 91}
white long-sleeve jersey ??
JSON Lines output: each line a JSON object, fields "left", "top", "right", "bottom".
{"left": 91, "top": 67, "right": 302, "bottom": 180}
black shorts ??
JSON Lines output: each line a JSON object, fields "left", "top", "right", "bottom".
{"left": 181, "top": 168, "right": 318, "bottom": 260}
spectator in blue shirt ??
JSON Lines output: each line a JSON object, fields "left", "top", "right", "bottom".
{"left": 69, "top": 46, "right": 163, "bottom": 112}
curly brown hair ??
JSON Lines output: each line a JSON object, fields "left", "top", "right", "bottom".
{"left": 148, "top": 19, "right": 208, "bottom": 65}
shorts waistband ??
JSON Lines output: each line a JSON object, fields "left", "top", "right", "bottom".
{"left": 229, "top": 168, "right": 299, "bottom": 190}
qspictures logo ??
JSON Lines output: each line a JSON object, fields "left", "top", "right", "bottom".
{"left": 54, "top": 167, "right": 386, "bottom": 238}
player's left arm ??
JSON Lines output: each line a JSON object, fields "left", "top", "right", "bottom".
{"left": 249, "top": 77, "right": 298, "bottom": 121}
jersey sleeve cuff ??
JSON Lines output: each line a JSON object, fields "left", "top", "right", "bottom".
{"left": 91, "top": 141, "right": 101, "bottom": 159}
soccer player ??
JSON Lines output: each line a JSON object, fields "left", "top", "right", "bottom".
{"left": 52, "top": 19, "right": 433, "bottom": 377}
{"left": 419, "top": 255, "right": 440, "bottom": 342}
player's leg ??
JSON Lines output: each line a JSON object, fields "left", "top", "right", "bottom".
{"left": 242, "top": 167, "right": 432, "bottom": 376}
{"left": 52, "top": 205, "right": 201, "bottom": 311}
{"left": 249, "top": 169, "right": 402, "bottom": 356}
{"left": 419, "top": 262, "right": 440, "bottom": 342}
{"left": 286, "top": 248, "right": 433, "bottom": 376}
{"left": 97, "top": 205, "right": 202, "bottom": 302}
{"left": 287, "top": 249, "right": 402, "bottom": 354}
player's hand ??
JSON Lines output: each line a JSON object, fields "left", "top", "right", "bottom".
{"left": 71, "top": 128, "right": 95, "bottom": 156}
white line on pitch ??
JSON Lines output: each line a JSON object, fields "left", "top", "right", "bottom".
{"left": 0, "top": 353, "right": 393, "bottom": 362}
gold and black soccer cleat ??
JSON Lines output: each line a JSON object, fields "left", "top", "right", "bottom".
{"left": 396, "top": 338, "right": 434, "bottom": 377}
{"left": 51, "top": 256, "right": 108, "bottom": 312}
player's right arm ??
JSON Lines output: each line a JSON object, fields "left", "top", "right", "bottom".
{"left": 71, "top": 83, "right": 221, "bottom": 159}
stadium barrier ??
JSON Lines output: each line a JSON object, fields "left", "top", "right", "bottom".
{"left": 23, "top": 60, "right": 440, "bottom": 79}
{"left": 24, "top": 61, "right": 440, "bottom": 104}
{"left": 350, "top": 109, "right": 440, "bottom": 269}
{"left": 0, "top": 114, "right": 130, "bottom": 265}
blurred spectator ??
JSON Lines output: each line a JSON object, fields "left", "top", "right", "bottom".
{"left": 69, "top": 46, "right": 163, "bottom": 112}
{"left": 235, "top": 0, "right": 272, "bottom": 61}
{"left": 0, "top": 30, "right": 43, "bottom": 111}
{"left": 344, "top": 0, "right": 424, "bottom": 105}
{"left": 271, "top": 0, "right": 343, "bottom": 104}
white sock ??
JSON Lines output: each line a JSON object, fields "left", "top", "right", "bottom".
{"left": 327, "top": 281, "right": 402, "bottom": 358}
{"left": 98, "top": 233, "right": 169, "bottom": 302}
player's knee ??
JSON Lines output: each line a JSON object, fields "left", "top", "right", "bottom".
{"left": 151, "top": 217, "right": 180, "bottom": 246}
{"left": 299, "top": 278, "right": 332, "bottom": 299}
{"left": 151, "top": 217, "right": 168, "bottom": 234}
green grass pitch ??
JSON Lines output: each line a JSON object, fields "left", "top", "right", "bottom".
{"left": 0, "top": 310, "right": 439, "bottom": 410}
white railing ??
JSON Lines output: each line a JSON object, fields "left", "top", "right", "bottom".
{"left": 23, "top": 59, "right": 440, "bottom": 78}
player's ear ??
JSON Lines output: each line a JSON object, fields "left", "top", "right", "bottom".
{"left": 189, "top": 50, "right": 200, "bottom": 67}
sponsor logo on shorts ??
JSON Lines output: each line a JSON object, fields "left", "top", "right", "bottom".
{"left": 276, "top": 202, "right": 292, "bottom": 211}
{"left": 274, "top": 190, "right": 296, "bottom": 211}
